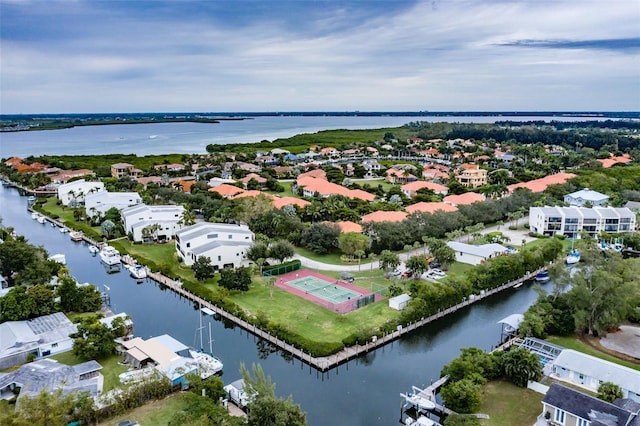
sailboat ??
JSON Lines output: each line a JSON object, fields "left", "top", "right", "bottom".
{"left": 565, "top": 237, "right": 580, "bottom": 265}
{"left": 191, "top": 305, "right": 223, "bottom": 378}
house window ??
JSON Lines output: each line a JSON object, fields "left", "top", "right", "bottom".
{"left": 577, "top": 419, "right": 589, "bottom": 426}
{"left": 51, "top": 343, "right": 58, "bottom": 348}
{"left": 554, "top": 409, "right": 565, "bottom": 424}
{"left": 207, "top": 234, "right": 219, "bottom": 239}
{"left": 228, "top": 235, "right": 232, "bottom": 239}
{"left": 218, "top": 256, "right": 221, "bottom": 261}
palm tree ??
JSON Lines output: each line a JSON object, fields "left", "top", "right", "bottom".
{"left": 179, "top": 208, "right": 196, "bottom": 227}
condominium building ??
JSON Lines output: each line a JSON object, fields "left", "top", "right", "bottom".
{"left": 175, "top": 222, "right": 254, "bottom": 268}
{"left": 529, "top": 206, "right": 636, "bottom": 238}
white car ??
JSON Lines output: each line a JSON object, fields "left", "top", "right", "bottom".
{"left": 429, "top": 269, "right": 446, "bottom": 277}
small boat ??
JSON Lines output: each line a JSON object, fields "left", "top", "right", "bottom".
{"left": 27, "top": 195, "right": 36, "bottom": 203}
{"left": 127, "top": 264, "right": 148, "bottom": 280}
{"left": 401, "top": 386, "right": 437, "bottom": 412}
{"left": 565, "top": 250, "right": 580, "bottom": 265}
{"left": 59, "top": 227, "right": 68, "bottom": 233}
{"left": 404, "top": 415, "right": 436, "bottom": 426}
{"left": 99, "top": 245, "right": 121, "bottom": 265}
{"left": 48, "top": 254, "right": 66, "bottom": 265}
{"left": 535, "top": 270, "right": 550, "bottom": 283}
{"left": 31, "top": 212, "right": 39, "bottom": 220}
{"left": 88, "top": 245, "right": 100, "bottom": 256}
{"left": 37, "top": 216, "right": 46, "bottom": 224}
{"left": 69, "top": 231, "right": 84, "bottom": 242}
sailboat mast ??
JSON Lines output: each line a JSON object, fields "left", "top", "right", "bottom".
{"left": 199, "top": 303, "right": 204, "bottom": 352}
{"left": 209, "top": 322, "right": 213, "bottom": 354}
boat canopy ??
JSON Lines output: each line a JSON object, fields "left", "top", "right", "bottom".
{"left": 497, "top": 313, "right": 524, "bottom": 331}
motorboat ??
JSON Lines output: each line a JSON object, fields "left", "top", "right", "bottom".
{"left": 37, "top": 215, "right": 46, "bottom": 224}
{"left": 69, "top": 231, "right": 84, "bottom": 242}
{"left": 401, "top": 386, "right": 437, "bottom": 412}
{"left": 127, "top": 264, "right": 148, "bottom": 280}
{"left": 31, "top": 212, "right": 39, "bottom": 220}
{"left": 99, "top": 245, "right": 121, "bottom": 266}
{"left": 404, "top": 415, "right": 436, "bottom": 426}
{"left": 565, "top": 250, "right": 580, "bottom": 265}
{"left": 534, "top": 269, "right": 550, "bottom": 283}
{"left": 88, "top": 245, "right": 100, "bottom": 256}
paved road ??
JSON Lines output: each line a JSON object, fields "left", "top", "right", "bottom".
{"left": 293, "top": 216, "right": 534, "bottom": 272}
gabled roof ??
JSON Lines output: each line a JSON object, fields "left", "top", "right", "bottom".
{"left": 554, "top": 349, "right": 640, "bottom": 395}
{"left": 406, "top": 202, "right": 458, "bottom": 214}
{"left": 543, "top": 383, "right": 635, "bottom": 425}
{"left": 272, "top": 196, "right": 311, "bottom": 209}
{"left": 208, "top": 183, "right": 245, "bottom": 197}
{"left": 565, "top": 188, "right": 609, "bottom": 202}
{"left": 361, "top": 210, "right": 407, "bottom": 223}
{"left": 335, "top": 221, "right": 363, "bottom": 233}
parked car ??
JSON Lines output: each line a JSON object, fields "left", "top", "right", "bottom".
{"left": 429, "top": 262, "right": 441, "bottom": 269}
{"left": 384, "top": 269, "right": 401, "bottom": 278}
{"left": 401, "top": 271, "right": 413, "bottom": 278}
{"left": 429, "top": 269, "right": 446, "bottom": 277}
{"left": 340, "top": 272, "right": 355, "bottom": 283}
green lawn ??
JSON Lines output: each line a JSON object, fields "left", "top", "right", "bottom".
{"left": 98, "top": 392, "right": 188, "bottom": 426}
{"left": 227, "top": 276, "right": 400, "bottom": 345}
{"left": 545, "top": 335, "right": 640, "bottom": 371}
{"left": 50, "top": 352, "right": 128, "bottom": 392}
{"left": 294, "top": 247, "right": 346, "bottom": 265}
{"left": 479, "top": 380, "right": 543, "bottom": 426}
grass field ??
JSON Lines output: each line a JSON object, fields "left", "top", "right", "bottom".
{"left": 545, "top": 335, "right": 640, "bottom": 371}
{"left": 50, "top": 352, "right": 128, "bottom": 392}
{"left": 479, "top": 380, "right": 543, "bottom": 426}
{"left": 97, "top": 392, "right": 188, "bottom": 426}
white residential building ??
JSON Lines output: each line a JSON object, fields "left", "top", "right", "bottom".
{"left": 0, "top": 312, "right": 77, "bottom": 369}
{"left": 552, "top": 349, "right": 640, "bottom": 402}
{"left": 529, "top": 206, "right": 636, "bottom": 238}
{"left": 564, "top": 188, "right": 609, "bottom": 207}
{"left": 175, "top": 222, "right": 254, "bottom": 268}
{"left": 57, "top": 179, "right": 105, "bottom": 206}
{"left": 122, "top": 204, "right": 185, "bottom": 242}
{"left": 446, "top": 241, "right": 509, "bottom": 265}
{"left": 84, "top": 191, "right": 142, "bottom": 217}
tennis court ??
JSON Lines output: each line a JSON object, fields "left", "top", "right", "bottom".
{"left": 287, "top": 276, "right": 362, "bottom": 304}
{"left": 275, "top": 269, "right": 381, "bottom": 314}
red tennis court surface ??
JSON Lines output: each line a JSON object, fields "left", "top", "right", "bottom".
{"left": 275, "top": 269, "right": 384, "bottom": 314}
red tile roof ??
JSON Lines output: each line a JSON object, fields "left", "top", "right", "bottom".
{"left": 208, "top": 183, "right": 245, "bottom": 197}
{"left": 402, "top": 181, "right": 448, "bottom": 194}
{"left": 443, "top": 192, "right": 487, "bottom": 206}
{"left": 361, "top": 210, "right": 408, "bottom": 223}
{"left": 507, "top": 172, "right": 577, "bottom": 193}
{"left": 335, "top": 221, "right": 363, "bottom": 233}
{"left": 297, "top": 176, "right": 375, "bottom": 201}
{"left": 597, "top": 154, "right": 632, "bottom": 168}
{"left": 272, "top": 196, "right": 311, "bottom": 209}
{"left": 406, "top": 202, "right": 458, "bottom": 214}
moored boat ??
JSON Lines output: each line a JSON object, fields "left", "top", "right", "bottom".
{"left": 565, "top": 250, "right": 580, "bottom": 265}
{"left": 37, "top": 215, "right": 46, "bottom": 224}
{"left": 127, "top": 264, "right": 148, "bottom": 280}
{"left": 88, "top": 245, "right": 100, "bottom": 256}
{"left": 534, "top": 269, "right": 550, "bottom": 282}
{"left": 69, "top": 231, "right": 84, "bottom": 242}
{"left": 99, "top": 245, "right": 121, "bottom": 265}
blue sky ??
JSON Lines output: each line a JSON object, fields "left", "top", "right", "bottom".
{"left": 1, "top": 0, "right": 639, "bottom": 113}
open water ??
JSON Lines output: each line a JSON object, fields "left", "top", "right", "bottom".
{"left": 0, "top": 184, "right": 543, "bottom": 425}
{"left": 0, "top": 114, "right": 608, "bottom": 158}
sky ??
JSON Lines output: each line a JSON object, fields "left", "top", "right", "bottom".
{"left": 1, "top": 0, "right": 639, "bottom": 113}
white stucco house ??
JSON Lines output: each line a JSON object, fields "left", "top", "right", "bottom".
{"left": 84, "top": 191, "right": 143, "bottom": 217}
{"left": 175, "top": 222, "right": 254, "bottom": 268}
{"left": 122, "top": 204, "right": 185, "bottom": 242}
{"left": 552, "top": 349, "right": 640, "bottom": 402}
{"left": 564, "top": 188, "right": 609, "bottom": 207}
{"left": 446, "top": 241, "right": 509, "bottom": 265}
{"left": 57, "top": 179, "right": 105, "bottom": 206}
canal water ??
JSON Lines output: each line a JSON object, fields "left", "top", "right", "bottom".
{"left": 0, "top": 184, "right": 542, "bottom": 425}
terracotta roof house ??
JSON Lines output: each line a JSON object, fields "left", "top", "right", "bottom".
{"left": 443, "top": 192, "right": 487, "bottom": 206}
{"left": 365, "top": 146, "right": 379, "bottom": 156}
{"left": 320, "top": 147, "right": 339, "bottom": 156}
{"left": 406, "top": 202, "right": 458, "bottom": 214}
{"left": 111, "top": 163, "right": 141, "bottom": 179}
{"left": 361, "top": 210, "right": 408, "bottom": 223}
{"left": 334, "top": 221, "right": 363, "bottom": 233}
{"left": 422, "top": 169, "right": 449, "bottom": 180}
{"left": 401, "top": 181, "right": 449, "bottom": 197}
{"left": 4, "top": 157, "right": 24, "bottom": 167}
{"left": 597, "top": 153, "right": 633, "bottom": 168}
{"left": 208, "top": 183, "right": 245, "bottom": 198}
{"left": 297, "top": 176, "right": 375, "bottom": 201}
{"left": 298, "top": 169, "right": 327, "bottom": 180}
{"left": 234, "top": 161, "right": 261, "bottom": 173}
{"left": 50, "top": 169, "right": 94, "bottom": 184}
{"left": 172, "top": 180, "right": 196, "bottom": 192}
{"left": 272, "top": 196, "right": 311, "bottom": 210}
{"left": 135, "top": 176, "right": 163, "bottom": 188}
{"left": 507, "top": 172, "right": 576, "bottom": 193}
{"left": 232, "top": 190, "right": 266, "bottom": 200}
{"left": 273, "top": 166, "right": 293, "bottom": 178}
{"left": 455, "top": 164, "right": 487, "bottom": 188}
{"left": 239, "top": 173, "right": 267, "bottom": 188}
{"left": 386, "top": 168, "right": 417, "bottom": 184}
